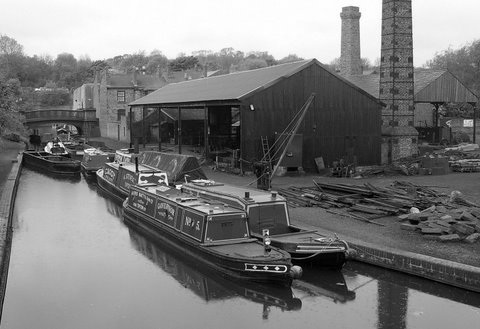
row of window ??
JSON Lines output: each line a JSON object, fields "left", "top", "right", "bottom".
{"left": 116, "top": 90, "right": 150, "bottom": 103}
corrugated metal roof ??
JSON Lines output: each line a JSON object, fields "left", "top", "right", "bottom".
{"left": 346, "top": 69, "right": 477, "bottom": 103}
{"left": 129, "top": 60, "right": 316, "bottom": 106}
{"left": 413, "top": 69, "right": 446, "bottom": 93}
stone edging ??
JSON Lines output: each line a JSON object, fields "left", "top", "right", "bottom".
{"left": 0, "top": 153, "right": 22, "bottom": 318}
{"left": 349, "top": 239, "right": 480, "bottom": 293}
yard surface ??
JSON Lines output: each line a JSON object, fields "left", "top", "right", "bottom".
{"left": 205, "top": 167, "right": 480, "bottom": 268}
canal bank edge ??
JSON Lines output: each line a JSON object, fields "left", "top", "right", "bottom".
{"left": 0, "top": 153, "right": 22, "bottom": 319}
{"left": 348, "top": 238, "right": 480, "bottom": 293}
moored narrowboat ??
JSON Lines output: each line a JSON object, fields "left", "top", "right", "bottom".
{"left": 81, "top": 148, "right": 115, "bottom": 175}
{"left": 122, "top": 183, "right": 302, "bottom": 286}
{"left": 96, "top": 161, "right": 169, "bottom": 203}
{"left": 182, "top": 180, "right": 352, "bottom": 268}
{"left": 22, "top": 151, "right": 81, "bottom": 176}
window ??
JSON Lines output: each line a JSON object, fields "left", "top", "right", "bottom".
{"left": 117, "top": 109, "right": 126, "bottom": 121}
{"left": 117, "top": 90, "right": 125, "bottom": 103}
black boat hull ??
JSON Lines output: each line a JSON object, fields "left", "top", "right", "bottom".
{"left": 123, "top": 205, "right": 295, "bottom": 286}
{"left": 96, "top": 169, "right": 128, "bottom": 203}
{"left": 22, "top": 151, "right": 81, "bottom": 175}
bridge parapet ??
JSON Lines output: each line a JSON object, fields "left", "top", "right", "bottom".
{"left": 24, "top": 109, "right": 97, "bottom": 122}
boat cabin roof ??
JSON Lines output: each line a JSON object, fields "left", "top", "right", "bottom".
{"left": 182, "top": 181, "right": 286, "bottom": 206}
{"left": 133, "top": 184, "right": 246, "bottom": 216}
{"left": 106, "top": 161, "right": 161, "bottom": 174}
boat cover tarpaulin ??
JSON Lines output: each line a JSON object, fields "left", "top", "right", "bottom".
{"left": 138, "top": 151, "right": 207, "bottom": 182}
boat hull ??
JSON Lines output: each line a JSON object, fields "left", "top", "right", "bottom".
{"left": 123, "top": 206, "right": 295, "bottom": 286}
{"left": 96, "top": 169, "right": 129, "bottom": 203}
{"left": 127, "top": 226, "right": 302, "bottom": 311}
{"left": 181, "top": 182, "right": 351, "bottom": 268}
{"left": 22, "top": 151, "right": 81, "bottom": 175}
{"left": 254, "top": 231, "right": 350, "bottom": 268}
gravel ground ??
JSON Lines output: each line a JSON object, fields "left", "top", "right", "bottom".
{"left": 204, "top": 167, "right": 480, "bottom": 268}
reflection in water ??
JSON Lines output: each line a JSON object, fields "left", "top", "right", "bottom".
{"left": 22, "top": 167, "right": 81, "bottom": 183}
{"left": 378, "top": 282, "right": 408, "bottom": 329}
{"left": 293, "top": 267, "right": 356, "bottom": 304}
{"left": 126, "top": 225, "right": 302, "bottom": 319}
{"left": 349, "top": 261, "right": 480, "bottom": 309}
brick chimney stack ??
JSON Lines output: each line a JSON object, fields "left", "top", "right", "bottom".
{"left": 379, "top": 0, "right": 418, "bottom": 163}
{"left": 340, "top": 6, "right": 362, "bottom": 76}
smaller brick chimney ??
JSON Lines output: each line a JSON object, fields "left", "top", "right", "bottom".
{"left": 340, "top": 6, "right": 362, "bottom": 76}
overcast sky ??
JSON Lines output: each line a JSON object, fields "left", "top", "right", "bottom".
{"left": 1, "top": 0, "right": 479, "bottom": 67}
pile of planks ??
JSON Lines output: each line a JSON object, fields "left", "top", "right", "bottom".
{"left": 277, "top": 180, "right": 480, "bottom": 241}
{"left": 449, "top": 159, "right": 480, "bottom": 172}
{"left": 278, "top": 180, "right": 443, "bottom": 212}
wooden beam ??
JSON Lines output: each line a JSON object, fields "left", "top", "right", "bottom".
{"left": 204, "top": 105, "right": 209, "bottom": 159}
{"left": 158, "top": 107, "right": 162, "bottom": 151}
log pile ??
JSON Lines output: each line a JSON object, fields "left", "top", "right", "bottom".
{"left": 277, "top": 180, "right": 480, "bottom": 243}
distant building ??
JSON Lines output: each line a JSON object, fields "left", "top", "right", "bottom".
{"left": 73, "top": 67, "right": 221, "bottom": 141}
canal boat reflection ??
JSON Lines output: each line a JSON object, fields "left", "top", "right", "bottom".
{"left": 293, "top": 268, "right": 356, "bottom": 303}
{"left": 22, "top": 167, "right": 81, "bottom": 182}
{"left": 126, "top": 224, "right": 302, "bottom": 318}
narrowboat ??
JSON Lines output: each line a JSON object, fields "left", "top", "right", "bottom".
{"left": 22, "top": 151, "right": 81, "bottom": 175}
{"left": 122, "top": 183, "right": 302, "bottom": 286}
{"left": 181, "top": 180, "right": 352, "bottom": 268}
{"left": 81, "top": 148, "right": 115, "bottom": 175}
{"left": 127, "top": 224, "right": 303, "bottom": 313}
{"left": 96, "top": 160, "right": 169, "bottom": 203}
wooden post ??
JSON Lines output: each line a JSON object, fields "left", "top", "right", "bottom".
{"left": 158, "top": 107, "right": 162, "bottom": 152}
{"left": 142, "top": 106, "right": 146, "bottom": 148}
{"left": 178, "top": 106, "right": 182, "bottom": 154}
{"left": 129, "top": 106, "right": 133, "bottom": 148}
{"left": 473, "top": 104, "right": 477, "bottom": 144}
{"left": 204, "top": 105, "right": 209, "bottom": 159}
{"left": 434, "top": 103, "right": 440, "bottom": 143}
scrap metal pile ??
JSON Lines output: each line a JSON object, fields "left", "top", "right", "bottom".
{"left": 277, "top": 180, "right": 480, "bottom": 243}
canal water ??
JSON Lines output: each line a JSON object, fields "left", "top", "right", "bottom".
{"left": 1, "top": 169, "right": 479, "bottom": 329}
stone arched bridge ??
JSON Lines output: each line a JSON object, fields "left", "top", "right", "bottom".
{"left": 23, "top": 108, "right": 100, "bottom": 136}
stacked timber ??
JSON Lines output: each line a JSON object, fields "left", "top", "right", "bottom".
{"left": 449, "top": 159, "right": 480, "bottom": 172}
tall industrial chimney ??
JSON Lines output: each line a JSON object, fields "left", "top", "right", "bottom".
{"left": 379, "top": 0, "right": 418, "bottom": 163}
{"left": 340, "top": 6, "right": 362, "bottom": 76}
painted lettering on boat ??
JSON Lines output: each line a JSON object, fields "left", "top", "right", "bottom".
{"left": 120, "top": 171, "right": 137, "bottom": 190}
{"left": 130, "top": 189, "right": 156, "bottom": 217}
{"left": 181, "top": 211, "right": 204, "bottom": 241}
{"left": 103, "top": 167, "right": 117, "bottom": 184}
{"left": 155, "top": 201, "right": 176, "bottom": 225}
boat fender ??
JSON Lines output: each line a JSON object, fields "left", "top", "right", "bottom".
{"left": 346, "top": 248, "right": 357, "bottom": 259}
{"left": 290, "top": 265, "right": 303, "bottom": 280}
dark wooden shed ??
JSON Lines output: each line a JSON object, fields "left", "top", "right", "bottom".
{"left": 129, "top": 59, "right": 383, "bottom": 171}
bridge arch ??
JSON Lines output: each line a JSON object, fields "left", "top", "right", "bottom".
{"left": 23, "top": 109, "right": 100, "bottom": 137}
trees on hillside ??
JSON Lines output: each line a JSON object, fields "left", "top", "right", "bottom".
{"left": 0, "top": 77, "right": 27, "bottom": 137}
{"left": 425, "top": 39, "right": 480, "bottom": 96}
